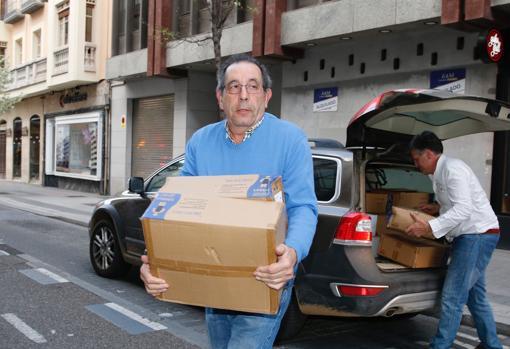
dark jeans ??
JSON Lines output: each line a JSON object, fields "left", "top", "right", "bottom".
{"left": 431, "top": 233, "right": 502, "bottom": 349}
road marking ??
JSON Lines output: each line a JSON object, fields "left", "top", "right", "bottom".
{"left": 0, "top": 250, "right": 9, "bottom": 256}
{"left": 19, "top": 268, "right": 68, "bottom": 285}
{"left": 104, "top": 303, "right": 167, "bottom": 330}
{"left": 1, "top": 313, "right": 47, "bottom": 344}
{"left": 86, "top": 303, "right": 167, "bottom": 335}
{"left": 453, "top": 339, "right": 474, "bottom": 348}
{"left": 34, "top": 268, "right": 68, "bottom": 283}
{"left": 456, "top": 331, "right": 479, "bottom": 342}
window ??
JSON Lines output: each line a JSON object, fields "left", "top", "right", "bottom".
{"left": 146, "top": 160, "right": 184, "bottom": 192}
{"left": 57, "top": 1, "right": 70, "bottom": 47}
{"left": 13, "top": 118, "right": 22, "bottom": 178}
{"left": 46, "top": 112, "right": 103, "bottom": 180}
{"left": 15, "top": 38, "right": 22, "bottom": 65}
{"left": 313, "top": 157, "right": 340, "bottom": 202}
{"left": 32, "top": 29, "right": 41, "bottom": 59}
{"left": 0, "top": 44, "right": 6, "bottom": 68}
{"left": 85, "top": 4, "right": 93, "bottom": 42}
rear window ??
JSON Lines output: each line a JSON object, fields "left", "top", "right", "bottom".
{"left": 366, "top": 165, "right": 432, "bottom": 193}
{"left": 313, "top": 157, "right": 339, "bottom": 202}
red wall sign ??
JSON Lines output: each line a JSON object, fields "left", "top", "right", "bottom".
{"left": 486, "top": 29, "right": 504, "bottom": 63}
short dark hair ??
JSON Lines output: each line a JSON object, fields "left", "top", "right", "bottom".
{"left": 409, "top": 131, "right": 443, "bottom": 154}
{"left": 216, "top": 53, "right": 272, "bottom": 91}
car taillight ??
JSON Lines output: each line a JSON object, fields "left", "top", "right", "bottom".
{"left": 331, "top": 283, "right": 388, "bottom": 297}
{"left": 333, "top": 212, "right": 372, "bottom": 245}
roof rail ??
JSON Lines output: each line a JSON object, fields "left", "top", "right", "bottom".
{"left": 308, "top": 138, "right": 344, "bottom": 148}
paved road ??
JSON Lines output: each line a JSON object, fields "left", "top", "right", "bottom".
{"left": 1, "top": 204, "right": 509, "bottom": 349}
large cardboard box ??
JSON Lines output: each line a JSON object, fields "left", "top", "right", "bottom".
{"left": 162, "top": 175, "right": 284, "bottom": 201}
{"left": 387, "top": 206, "right": 435, "bottom": 238}
{"left": 141, "top": 190, "right": 287, "bottom": 314}
{"left": 378, "top": 233, "right": 449, "bottom": 268}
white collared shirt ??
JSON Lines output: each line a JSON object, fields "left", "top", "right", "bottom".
{"left": 428, "top": 155, "right": 499, "bottom": 241}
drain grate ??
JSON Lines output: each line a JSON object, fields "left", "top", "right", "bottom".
{"left": 0, "top": 192, "right": 9, "bottom": 195}
{"left": 66, "top": 195, "right": 86, "bottom": 198}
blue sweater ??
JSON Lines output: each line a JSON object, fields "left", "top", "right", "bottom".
{"left": 181, "top": 113, "right": 318, "bottom": 263}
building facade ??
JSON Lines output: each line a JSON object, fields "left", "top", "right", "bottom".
{"left": 106, "top": 0, "right": 510, "bottom": 247}
{"left": 0, "top": 0, "right": 111, "bottom": 193}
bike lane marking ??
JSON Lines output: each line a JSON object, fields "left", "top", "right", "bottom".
{"left": 86, "top": 302, "right": 167, "bottom": 335}
{"left": 1, "top": 313, "right": 47, "bottom": 344}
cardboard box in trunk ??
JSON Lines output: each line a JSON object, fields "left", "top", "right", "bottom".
{"left": 375, "top": 214, "right": 395, "bottom": 236}
{"left": 141, "top": 191, "right": 287, "bottom": 314}
{"left": 387, "top": 206, "right": 435, "bottom": 239}
{"left": 378, "top": 233, "right": 449, "bottom": 268}
{"left": 365, "top": 191, "right": 430, "bottom": 214}
{"left": 162, "top": 175, "right": 284, "bottom": 201}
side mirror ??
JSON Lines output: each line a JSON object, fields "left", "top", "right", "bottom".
{"left": 128, "top": 177, "right": 145, "bottom": 195}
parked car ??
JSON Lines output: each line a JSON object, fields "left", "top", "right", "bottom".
{"left": 89, "top": 89, "right": 510, "bottom": 340}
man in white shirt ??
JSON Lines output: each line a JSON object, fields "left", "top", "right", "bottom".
{"left": 406, "top": 131, "right": 502, "bottom": 349}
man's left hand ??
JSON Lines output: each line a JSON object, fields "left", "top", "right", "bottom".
{"left": 254, "top": 244, "right": 297, "bottom": 290}
{"left": 406, "top": 212, "right": 435, "bottom": 239}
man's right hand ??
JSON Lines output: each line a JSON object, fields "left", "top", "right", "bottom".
{"left": 419, "top": 202, "right": 440, "bottom": 216}
{"left": 140, "top": 255, "right": 168, "bottom": 296}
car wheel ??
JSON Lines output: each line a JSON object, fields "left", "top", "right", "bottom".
{"left": 89, "top": 219, "right": 130, "bottom": 278}
{"left": 276, "top": 290, "right": 308, "bottom": 342}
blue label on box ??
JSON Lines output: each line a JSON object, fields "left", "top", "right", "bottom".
{"left": 142, "top": 192, "right": 181, "bottom": 220}
{"left": 247, "top": 175, "right": 278, "bottom": 198}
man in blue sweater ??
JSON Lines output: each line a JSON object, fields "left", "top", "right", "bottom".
{"left": 140, "top": 54, "right": 318, "bottom": 348}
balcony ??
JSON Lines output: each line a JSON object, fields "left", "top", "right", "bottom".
{"left": 84, "top": 44, "right": 96, "bottom": 72}
{"left": 21, "top": 0, "right": 46, "bottom": 14}
{"left": 8, "top": 58, "right": 47, "bottom": 90}
{"left": 4, "top": 0, "right": 24, "bottom": 24}
{"left": 53, "top": 47, "right": 69, "bottom": 76}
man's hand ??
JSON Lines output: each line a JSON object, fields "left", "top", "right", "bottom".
{"left": 418, "top": 202, "right": 440, "bottom": 216}
{"left": 254, "top": 244, "right": 297, "bottom": 290}
{"left": 405, "top": 213, "right": 435, "bottom": 239}
{"left": 140, "top": 255, "right": 168, "bottom": 296}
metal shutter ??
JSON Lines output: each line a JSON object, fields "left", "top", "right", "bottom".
{"left": 131, "top": 95, "right": 174, "bottom": 179}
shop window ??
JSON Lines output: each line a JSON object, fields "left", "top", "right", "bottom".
{"left": 47, "top": 113, "right": 102, "bottom": 180}
{"left": 15, "top": 38, "right": 22, "bottom": 66}
{"left": 13, "top": 118, "right": 22, "bottom": 178}
{"left": 33, "top": 29, "right": 42, "bottom": 60}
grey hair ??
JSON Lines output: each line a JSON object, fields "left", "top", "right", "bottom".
{"left": 216, "top": 54, "right": 272, "bottom": 92}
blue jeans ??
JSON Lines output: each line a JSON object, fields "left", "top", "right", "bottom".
{"left": 431, "top": 233, "right": 502, "bottom": 349}
{"left": 205, "top": 283, "right": 293, "bottom": 349}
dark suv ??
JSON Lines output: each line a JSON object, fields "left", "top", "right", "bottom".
{"left": 89, "top": 89, "right": 510, "bottom": 339}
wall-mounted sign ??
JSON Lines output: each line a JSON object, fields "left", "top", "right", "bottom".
{"left": 59, "top": 93, "right": 88, "bottom": 107}
{"left": 313, "top": 87, "right": 338, "bottom": 112}
{"left": 486, "top": 29, "right": 504, "bottom": 63}
{"left": 477, "top": 28, "right": 505, "bottom": 64}
{"left": 430, "top": 68, "right": 466, "bottom": 94}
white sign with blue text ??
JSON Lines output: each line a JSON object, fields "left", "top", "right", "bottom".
{"left": 430, "top": 68, "right": 466, "bottom": 94}
{"left": 313, "top": 87, "right": 338, "bottom": 112}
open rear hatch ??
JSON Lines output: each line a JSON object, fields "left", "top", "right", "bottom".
{"left": 347, "top": 89, "right": 510, "bottom": 149}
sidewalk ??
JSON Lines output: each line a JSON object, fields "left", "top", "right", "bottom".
{"left": 1, "top": 180, "right": 509, "bottom": 337}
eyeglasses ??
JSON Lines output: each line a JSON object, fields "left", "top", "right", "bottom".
{"left": 225, "top": 82, "right": 262, "bottom": 95}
